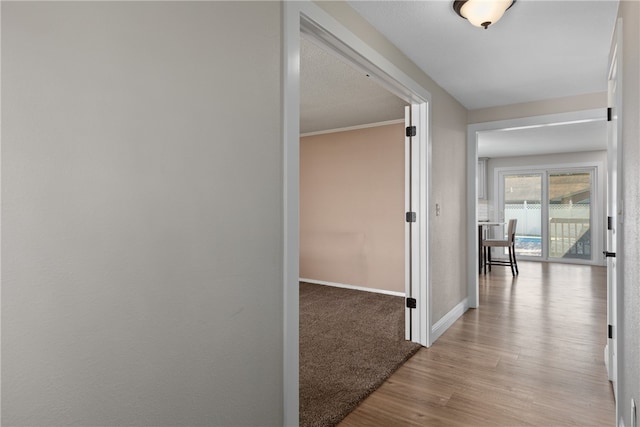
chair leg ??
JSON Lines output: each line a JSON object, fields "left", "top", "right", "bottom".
{"left": 487, "top": 247, "right": 492, "bottom": 272}
{"left": 483, "top": 246, "right": 487, "bottom": 274}
{"left": 512, "top": 244, "right": 519, "bottom": 275}
{"left": 507, "top": 247, "right": 515, "bottom": 276}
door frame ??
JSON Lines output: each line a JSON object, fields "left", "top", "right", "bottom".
{"left": 465, "top": 109, "right": 606, "bottom": 307}
{"left": 606, "top": 16, "right": 623, "bottom": 418}
{"left": 404, "top": 103, "right": 430, "bottom": 344}
{"left": 284, "top": 3, "right": 433, "bottom": 424}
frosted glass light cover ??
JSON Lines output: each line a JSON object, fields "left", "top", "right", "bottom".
{"left": 460, "top": 0, "right": 513, "bottom": 28}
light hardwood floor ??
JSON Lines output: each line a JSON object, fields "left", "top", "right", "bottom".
{"left": 340, "top": 262, "right": 615, "bottom": 426}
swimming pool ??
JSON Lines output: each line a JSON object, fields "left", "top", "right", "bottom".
{"left": 515, "top": 236, "right": 541, "bottom": 256}
{"left": 516, "top": 236, "right": 541, "bottom": 244}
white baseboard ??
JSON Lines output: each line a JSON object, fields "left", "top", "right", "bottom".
{"left": 299, "top": 278, "right": 405, "bottom": 297}
{"left": 431, "top": 298, "right": 469, "bottom": 342}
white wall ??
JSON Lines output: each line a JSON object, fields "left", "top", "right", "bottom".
{"left": 1, "top": 2, "right": 283, "bottom": 425}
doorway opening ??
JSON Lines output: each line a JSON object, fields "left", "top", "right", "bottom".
{"left": 465, "top": 109, "right": 607, "bottom": 307}
{"left": 297, "top": 4, "right": 430, "bottom": 345}
{"left": 284, "top": 2, "right": 433, "bottom": 423}
{"left": 298, "top": 32, "right": 408, "bottom": 301}
{"left": 466, "top": 108, "right": 616, "bottom": 424}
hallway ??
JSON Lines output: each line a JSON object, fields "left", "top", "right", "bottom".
{"left": 340, "top": 262, "right": 615, "bottom": 426}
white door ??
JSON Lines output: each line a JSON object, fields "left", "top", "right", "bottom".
{"left": 404, "top": 104, "right": 430, "bottom": 346}
{"left": 605, "top": 18, "right": 622, "bottom": 400}
{"left": 405, "top": 105, "right": 414, "bottom": 341}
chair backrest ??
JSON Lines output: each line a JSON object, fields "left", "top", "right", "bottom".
{"left": 507, "top": 219, "right": 518, "bottom": 243}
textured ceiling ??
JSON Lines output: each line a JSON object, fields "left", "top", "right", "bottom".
{"left": 300, "top": 35, "right": 406, "bottom": 134}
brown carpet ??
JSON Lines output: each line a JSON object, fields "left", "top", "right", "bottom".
{"left": 299, "top": 282, "right": 422, "bottom": 427}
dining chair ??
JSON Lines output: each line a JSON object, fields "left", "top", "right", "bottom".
{"left": 482, "top": 219, "right": 519, "bottom": 276}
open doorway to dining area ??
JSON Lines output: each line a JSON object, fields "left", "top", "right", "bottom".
{"left": 474, "top": 115, "right": 607, "bottom": 271}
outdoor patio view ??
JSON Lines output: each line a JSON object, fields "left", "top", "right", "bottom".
{"left": 504, "top": 174, "right": 543, "bottom": 257}
{"left": 503, "top": 171, "right": 592, "bottom": 261}
{"left": 548, "top": 172, "right": 591, "bottom": 259}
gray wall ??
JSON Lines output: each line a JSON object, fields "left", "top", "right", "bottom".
{"left": 429, "top": 96, "right": 468, "bottom": 321}
{"left": 1, "top": 2, "right": 283, "bottom": 425}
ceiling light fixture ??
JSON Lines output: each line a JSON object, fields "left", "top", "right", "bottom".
{"left": 453, "top": 0, "right": 516, "bottom": 30}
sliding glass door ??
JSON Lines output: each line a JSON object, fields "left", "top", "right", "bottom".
{"left": 548, "top": 172, "right": 592, "bottom": 260}
{"left": 503, "top": 173, "right": 543, "bottom": 258}
{"left": 499, "top": 168, "right": 596, "bottom": 263}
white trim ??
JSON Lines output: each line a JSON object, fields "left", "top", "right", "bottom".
{"left": 493, "top": 161, "right": 603, "bottom": 172}
{"left": 300, "top": 119, "right": 404, "bottom": 137}
{"left": 431, "top": 298, "right": 469, "bottom": 342}
{"left": 466, "top": 109, "right": 608, "bottom": 311}
{"left": 467, "top": 125, "right": 480, "bottom": 308}
{"left": 283, "top": 3, "right": 300, "bottom": 425}
{"left": 300, "top": 278, "right": 405, "bottom": 298}
{"left": 417, "top": 101, "right": 432, "bottom": 347}
{"left": 404, "top": 106, "right": 412, "bottom": 341}
{"left": 607, "top": 17, "right": 623, "bottom": 422}
{"left": 469, "top": 109, "right": 606, "bottom": 134}
{"left": 405, "top": 102, "right": 431, "bottom": 347}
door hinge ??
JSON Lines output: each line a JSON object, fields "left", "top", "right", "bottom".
{"left": 406, "top": 297, "right": 417, "bottom": 309}
{"left": 603, "top": 251, "right": 616, "bottom": 258}
{"left": 406, "top": 212, "right": 416, "bottom": 223}
{"left": 608, "top": 324, "right": 613, "bottom": 339}
{"left": 607, "top": 107, "right": 612, "bottom": 122}
{"left": 608, "top": 216, "right": 613, "bottom": 230}
{"left": 406, "top": 126, "right": 416, "bottom": 137}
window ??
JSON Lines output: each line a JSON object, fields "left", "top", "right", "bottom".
{"left": 548, "top": 172, "right": 592, "bottom": 260}
{"left": 503, "top": 173, "right": 542, "bottom": 257}
{"left": 497, "top": 167, "right": 597, "bottom": 263}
